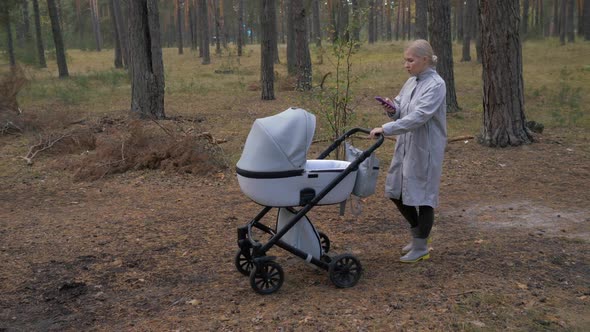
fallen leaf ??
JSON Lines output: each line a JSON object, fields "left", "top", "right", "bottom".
{"left": 516, "top": 282, "right": 528, "bottom": 290}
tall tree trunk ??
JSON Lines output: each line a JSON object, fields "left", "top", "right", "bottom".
{"left": 109, "top": 0, "right": 123, "bottom": 68}
{"left": 112, "top": 0, "right": 129, "bottom": 68}
{"left": 457, "top": 0, "right": 464, "bottom": 42}
{"left": 213, "top": 0, "right": 221, "bottom": 54}
{"left": 128, "top": 0, "right": 165, "bottom": 119}
{"left": 405, "top": 0, "right": 411, "bottom": 39}
{"left": 31, "top": 0, "right": 46, "bottom": 68}
{"left": 461, "top": 0, "right": 474, "bottom": 62}
{"left": 47, "top": 0, "right": 68, "bottom": 78}
{"left": 566, "top": 0, "right": 575, "bottom": 42}
{"left": 551, "top": 0, "right": 559, "bottom": 36}
{"left": 312, "top": 0, "right": 322, "bottom": 47}
{"left": 428, "top": 0, "right": 460, "bottom": 113}
{"left": 189, "top": 0, "right": 198, "bottom": 50}
{"left": 475, "top": 0, "right": 482, "bottom": 63}
{"left": 199, "top": 0, "right": 210, "bottom": 64}
{"left": 260, "top": 0, "right": 275, "bottom": 100}
{"left": 560, "top": 0, "right": 566, "bottom": 44}
{"left": 578, "top": 0, "right": 584, "bottom": 36}
{"left": 22, "top": 0, "right": 33, "bottom": 43}
{"left": 385, "top": 0, "right": 392, "bottom": 41}
{"left": 352, "top": 0, "right": 361, "bottom": 42}
{"left": 2, "top": 5, "right": 16, "bottom": 67}
{"left": 584, "top": 0, "right": 590, "bottom": 40}
{"left": 237, "top": 0, "right": 243, "bottom": 55}
{"left": 395, "top": 1, "right": 401, "bottom": 40}
{"left": 272, "top": 0, "right": 280, "bottom": 64}
{"left": 522, "top": 0, "right": 529, "bottom": 37}
{"left": 89, "top": 0, "right": 103, "bottom": 51}
{"left": 177, "top": 0, "right": 184, "bottom": 54}
{"left": 368, "top": 0, "right": 375, "bottom": 43}
{"left": 286, "top": 0, "right": 296, "bottom": 76}
{"left": 480, "top": 0, "right": 531, "bottom": 147}
{"left": 338, "top": 0, "right": 349, "bottom": 41}
{"left": 415, "top": 0, "right": 428, "bottom": 39}
{"left": 292, "top": 0, "right": 311, "bottom": 91}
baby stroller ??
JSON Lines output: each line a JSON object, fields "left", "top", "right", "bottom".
{"left": 234, "top": 108, "right": 384, "bottom": 294}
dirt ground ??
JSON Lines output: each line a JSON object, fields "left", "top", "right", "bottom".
{"left": 1, "top": 122, "right": 589, "bottom": 331}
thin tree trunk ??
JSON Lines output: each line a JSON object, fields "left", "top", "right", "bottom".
{"left": 352, "top": 0, "right": 361, "bottom": 42}
{"left": 566, "top": 0, "right": 575, "bottom": 42}
{"left": 457, "top": 0, "right": 464, "bottom": 42}
{"left": 560, "top": 0, "right": 566, "bottom": 44}
{"left": 90, "top": 0, "right": 103, "bottom": 51}
{"left": 31, "top": 0, "right": 46, "bottom": 68}
{"left": 292, "top": 0, "right": 311, "bottom": 91}
{"left": 428, "top": 0, "right": 460, "bottom": 113}
{"left": 199, "top": 0, "right": 210, "bottom": 64}
{"left": 406, "top": 0, "right": 411, "bottom": 39}
{"left": 2, "top": 5, "right": 16, "bottom": 67}
{"left": 286, "top": 0, "right": 296, "bottom": 76}
{"left": 22, "top": 0, "right": 33, "bottom": 43}
{"left": 522, "top": 0, "right": 529, "bottom": 37}
{"left": 395, "top": 1, "right": 401, "bottom": 40}
{"left": 110, "top": 0, "right": 123, "bottom": 68}
{"left": 178, "top": 0, "right": 184, "bottom": 54}
{"left": 385, "top": 1, "right": 392, "bottom": 41}
{"left": 112, "top": 0, "right": 129, "bottom": 68}
{"left": 237, "top": 0, "right": 243, "bottom": 56}
{"left": 461, "top": 0, "right": 474, "bottom": 62}
{"left": 338, "top": 0, "right": 349, "bottom": 41}
{"left": 189, "top": 1, "right": 197, "bottom": 50}
{"left": 415, "top": 0, "right": 428, "bottom": 40}
{"left": 480, "top": 0, "right": 531, "bottom": 147}
{"left": 369, "top": 0, "right": 375, "bottom": 43}
{"left": 585, "top": 0, "right": 590, "bottom": 40}
{"left": 128, "top": 0, "right": 165, "bottom": 119}
{"left": 261, "top": 0, "right": 275, "bottom": 100}
{"left": 312, "top": 0, "right": 322, "bottom": 47}
{"left": 214, "top": 0, "right": 221, "bottom": 54}
{"left": 47, "top": 0, "right": 69, "bottom": 78}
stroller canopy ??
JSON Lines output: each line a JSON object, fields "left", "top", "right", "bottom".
{"left": 237, "top": 107, "right": 316, "bottom": 173}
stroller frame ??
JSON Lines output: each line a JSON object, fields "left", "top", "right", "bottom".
{"left": 235, "top": 128, "right": 384, "bottom": 294}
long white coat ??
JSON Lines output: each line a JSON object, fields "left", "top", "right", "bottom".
{"left": 382, "top": 67, "right": 447, "bottom": 208}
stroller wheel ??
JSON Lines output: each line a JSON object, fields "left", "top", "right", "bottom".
{"left": 234, "top": 247, "right": 254, "bottom": 276}
{"left": 319, "top": 232, "right": 330, "bottom": 254}
{"left": 249, "top": 260, "right": 284, "bottom": 295}
{"left": 328, "top": 254, "right": 362, "bottom": 288}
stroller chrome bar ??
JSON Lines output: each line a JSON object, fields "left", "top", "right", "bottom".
{"left": 258, "top": 128, "right": 384, "bottom": 255}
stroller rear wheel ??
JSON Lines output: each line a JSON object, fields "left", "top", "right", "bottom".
{"left": 328, "top": 254, "right": 362, "bottom": 288}
{"left": 234, "top": 247, "right": 254, "bottom": 276}
{"left": 249, "top": 260, "right": 284, "bottom": 295}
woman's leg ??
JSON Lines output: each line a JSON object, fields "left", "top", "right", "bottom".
{"left": 417, "top": 205, "right": 434, "bottom": 239}
{"left": 390, "top": 198, "right": 418, "bottom": 228}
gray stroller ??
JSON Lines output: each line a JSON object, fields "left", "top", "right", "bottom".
{"left": 234, "top": 108, "right": 384, "bottom": 294}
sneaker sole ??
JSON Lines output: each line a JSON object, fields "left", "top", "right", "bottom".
{"left": 400, "top": 253, "right": 430, "bottom": 263}
{"left": 401, "top": 237, "right": 433, "bottom": 253}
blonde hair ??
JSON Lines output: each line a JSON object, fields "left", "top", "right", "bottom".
{"left": 406, "top": 39, "right": 438, "bottom": 67}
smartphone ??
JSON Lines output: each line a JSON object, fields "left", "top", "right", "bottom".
{"left": 375, "top": 96, "right": 395, "bottom": 110}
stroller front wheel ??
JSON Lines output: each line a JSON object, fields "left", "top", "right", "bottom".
{"left": 249, "top": 260, "right": 284, "bottom": 295}
{"left": 328, "top": 254, "right": 362, "bottom": 288}
{"left": 235, "top": 247, "right": 254, "bottom": 276}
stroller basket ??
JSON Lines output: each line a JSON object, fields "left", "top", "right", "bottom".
{"left": 234, "top": 108, "right": 384, "bottom": 294}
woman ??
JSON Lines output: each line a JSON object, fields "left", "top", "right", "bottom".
{"left": 369, "top": 39, "right": 447, "bottom": 263}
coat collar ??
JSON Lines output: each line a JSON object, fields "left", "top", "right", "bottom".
{"left": 415, "top": 67, "right": 436, "bottom": 82}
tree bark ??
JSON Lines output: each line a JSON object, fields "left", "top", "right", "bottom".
{"left": 521, "top": 0, "right": 529, "bottom": 38}
{"left": 22, "top": 0, "right": 33, "bottom": 43}
{"left": 189, "top": 0, "right": 198, "bottom": 50}
{"left": 461, "top": 0, "right": 474, "bottom": 62}
{"left": 312, "top": 0, "right": 321, "bottom": 47}
{"left": 292, "top": 0, "right": 311, "bottom": 91}
{"left": 415, "top": 0, "right": 428, "bottom": 40}
{"left": 395, "top": 0, "right": 401, "bottom": 40}
{"left": 261, "top": 0, "right": 275, "bottom": 100}
{"left": 2, "top": 4, "right": 16, "bottom": 67}
{"left": 198, "top": 0, "right": 210, "bottom": 64}
{"left": 337, "top": 0, "right": 349, "bottom": 42}
{"left": 457, "top": 0, "right": 464, "bottom": 42}
{"left": 286, "top": 0, "right": 296, "bottom": 76}
{"left": 110, "top": 0, "right": 123, "bottom": 68}
{"left": 213, "top": 0, "right": 221, "bottom": 54}
{"left": 585, "top": 0, "right": 590, "bottom": 40}
{"left": 368, "top": 0, "right": 375, "bottom": 43}
{"left": 237, "top": 0, "right": 243, "bottom": 56}
{"left": 385, "top": 0, "right": 392, "bottom": 41}
{"left": 566, "top": 0, "right": 575, "bottom": 42}
{"left": 31, "top": 0, "right": 46, "bottom": 68}
{"left": 351, "top": 0, "right": 361, "bottom": 42}
{"left": 177, "top": 0, "right": 184, "bottom": 54}
{"left": 47, "top": 0, "right": 68, "bottom": 78}
{"left": 111, "top": 0, "right": 129, "bottom": 68}
{"left": 128, "top": 0, "right": 165, "bottom": 119}
{"left": 89, "top": 0, "right": 103, "bottom": 51}
{"left": 428, "top": 0, "right": 459, "bottom": 113}
{"left": 480, "top": 0, "right": 532, "bottom": 147}
{"left": 560, "top": 0, "right": 566, "bottom": 44}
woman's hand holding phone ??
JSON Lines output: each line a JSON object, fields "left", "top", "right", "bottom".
{"left": 375, "top": 96, "right": 396, "bottom": 114}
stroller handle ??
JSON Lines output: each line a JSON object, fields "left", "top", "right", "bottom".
{"left": 316, "top": 127, "right": 384, "bottom": 160}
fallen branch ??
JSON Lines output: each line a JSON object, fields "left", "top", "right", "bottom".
{"left": 21, "top": 132, "right": 71, "bottom": 165}
{"left": 448, "top": 135, "right": 475, "bottom": 143}
{"left": 448, "top": 290, "right": 477, "bottom": 297}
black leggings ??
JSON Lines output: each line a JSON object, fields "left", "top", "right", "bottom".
{"left": 390, "top": 198, "right": 434, "bottom": 239}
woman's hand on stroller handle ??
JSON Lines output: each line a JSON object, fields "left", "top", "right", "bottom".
{"left": 369, "top": 127, "right": 384, "bottom": 139}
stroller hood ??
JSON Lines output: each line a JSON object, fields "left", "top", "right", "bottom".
{"left": 237, "top": 107, "right": 316, "bottom": 173}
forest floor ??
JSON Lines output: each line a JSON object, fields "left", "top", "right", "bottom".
{"left": 0, "top": 115, "right": 589, "bottom": 331}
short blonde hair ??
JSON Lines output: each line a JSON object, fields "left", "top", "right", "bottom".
{"left": 406, "top": 39, "right": 438, "bottom": 67}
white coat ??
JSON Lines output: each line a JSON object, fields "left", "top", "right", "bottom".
{"left": 382, "top": 67, "right": 447, "bottom": 208}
